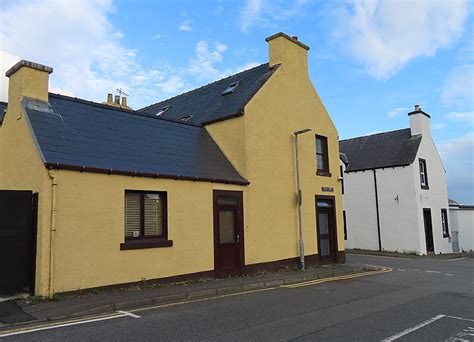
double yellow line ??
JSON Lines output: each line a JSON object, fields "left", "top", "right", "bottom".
{"left": 282, "top": 267, "right": 392, "bottom": 288}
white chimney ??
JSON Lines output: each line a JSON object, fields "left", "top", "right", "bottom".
{"left": 409, "top": 104, "right": 431, "bottom": 137}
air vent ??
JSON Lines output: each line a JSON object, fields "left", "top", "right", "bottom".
{"left": 222, "top": 81, "right": 239, "bottom": 95}
{"left": 156, "top": 105, "right": 170, "bottom": 116}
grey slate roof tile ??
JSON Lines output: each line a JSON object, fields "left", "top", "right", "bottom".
{"left": 138, "top": 63, "right": 277, "bottom": 125}
{"left": 339, "top": 128, "right": 422, "bottom": 172}
{"left": 24, "top": 94, "right": 248, "bottom": 185}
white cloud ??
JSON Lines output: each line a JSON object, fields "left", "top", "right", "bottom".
{"left": 431, "top": 123, "right": 446, "bottom": 130}
{"left": 336, "top": 0, "right": 469, "bottom": 79}
{"left": 0, "top": 0, "right": 188, "bottom": 108}
{"left": 443, "top": 111, "right": 474, "bottom": 125}
{"left": 388, "top": 107, "right": 410, "bottom": 118}
{"left": 152, "top": 34, "right": 168, "bottom": 40}
{"left": 179, "top": 20, "right": 192, "bottom": 32}
{"left": 441, "top": 64, "right": 474, "bottom": 107}
{"left": 188, "top": 41, "right": 228, "bottom": 80}
{"left": 438, "top": 133, "right": 474, "bottom": 203}
{"left": 239, "top": 0, "right": 308, "bottom": 33}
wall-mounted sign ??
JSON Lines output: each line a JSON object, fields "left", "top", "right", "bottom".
{"left": 322, "top": 186, "right": 334, "bottom": 192}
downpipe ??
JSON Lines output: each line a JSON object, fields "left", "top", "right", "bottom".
{"left": 48, "top": 170, "right": 58, "bottom": 297}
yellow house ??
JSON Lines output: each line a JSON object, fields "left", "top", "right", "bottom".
{"left": 0, "top": 33, "right": 344, "bottom": 296}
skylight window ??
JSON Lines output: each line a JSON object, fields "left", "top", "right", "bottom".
{"left": 180, "top": 115, "right": 193, "bottom": 123}
{"left": 222, "top": 81, "right": 240, "bottom": 95}
{"left": 156, "top": 105, "right": 170, "bottom": 116}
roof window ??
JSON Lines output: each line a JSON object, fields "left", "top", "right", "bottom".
{"left": 156, "top": 105, "right": 170, "bottom": 116}
{"left": 222, "top": 81, "right": 239, "bottom": 95}
{"left": 180, "top": 115, "right": 193, "bottom": 123}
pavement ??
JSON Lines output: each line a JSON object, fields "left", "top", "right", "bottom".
{"left": 1, "top": 254, "right": 472, "bottom": 341}
{"left": 0, "top": 263, "right": 377, "bottom": 330}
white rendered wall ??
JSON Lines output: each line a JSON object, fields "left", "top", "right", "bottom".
{"left": 375, "top": 166, "right": 421, "bottom": 253}
{"left": 413, "top": 134, "right": 452, "bottom": 254}
{"left": 449, "top": 208, "right": 474, "bottom": 252}
{"left": 343, "top": 168, "right": 380, "bottom": 250}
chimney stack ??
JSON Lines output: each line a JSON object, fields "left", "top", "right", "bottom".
{"left": 408, "top": 104, "right": 431, "bottom": 138}
{"left": 107, "top": 93, "right": 113, "bottom": 103}
{"left": 265, "top": 32, "right": 309, "bottom": 76}
{"left": 114, "top": 95, "right": 120, "bottom": 104}
{"left": 121, "top": 96, "right": 127, "bottom": 107}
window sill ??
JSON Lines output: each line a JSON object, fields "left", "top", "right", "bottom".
{"left": 120, "top": 239, "right": 173, "bottom": 250}
{"left": 316, "top": 170, "right": 332, "bottom": 177}
{"left": 443, "top": 234, "right": 450, "bottom": 239}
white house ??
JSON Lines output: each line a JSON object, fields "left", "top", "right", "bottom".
{"left": 449, "top": 199, "right": 474, "bottom": 252}
{"left": 340, "top": 105, "right": 452, "bottom": 255}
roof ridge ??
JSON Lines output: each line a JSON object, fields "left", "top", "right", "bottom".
{"left": 139, "top": 62, "right": 270, "bottom": 112}
{"left": 48, "top": 93, "right": 203, "bottom": 128}
{"left": 340, "top": 128, "right": 410, "bottom": 142}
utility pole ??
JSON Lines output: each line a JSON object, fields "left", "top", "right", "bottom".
{"left": 293, "top": 128, "right": 312, "bottom": 270}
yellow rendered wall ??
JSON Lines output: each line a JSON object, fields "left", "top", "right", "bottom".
{"left": 47, "top": 170, "right": 242, "bottom": 293}
{"left": 235, "top": 36, "right": 344, "bottom": 265}
{"left": 0, "top": 67, "right": 52, "bottom": 295}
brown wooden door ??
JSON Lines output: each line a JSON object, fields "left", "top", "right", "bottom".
{"left": 316, "top": 197, "right": 337, "bottom": 263}
{"left": 213, "top": 190, "right": 244, "bottom": 275}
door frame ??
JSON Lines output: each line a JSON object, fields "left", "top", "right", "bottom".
{"left": 315, "top": 195, "right": 338, "bottom": 264}
{"left": 423, "top": 208, "right": 435, "bottom": 253}
{"left": 213, "top": 190, "right": 244, "bottom": 276}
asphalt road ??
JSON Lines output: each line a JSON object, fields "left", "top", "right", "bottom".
{"left": 2, "top": 254, "right": 473, "bottom": 341}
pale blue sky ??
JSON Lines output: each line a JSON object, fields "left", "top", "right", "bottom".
{"left": 0, "top": 0, "right": 473, "bottom": 202}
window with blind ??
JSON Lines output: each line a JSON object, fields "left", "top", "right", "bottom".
{"left": 125, "top": 191, "right": 167, "bottom": 240}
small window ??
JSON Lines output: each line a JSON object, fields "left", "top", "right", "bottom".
{"left": 156, "top": 105, "right": 170, "bottom": 116}
{"left": 316, "top": 135, "right": 330, "bottom": 176}
{"left": 343, "top": 210, "right": 347, "bottom": 240}
{"left": 124, "top": 191, "right": 167, "bottom": 240}
{"left": 180, "top": 115, "right": 193, "bottom": 123}
{"left": 222, "top": 81, "right": 239, "bottom": 95}
{"left": 441, "top": 209, "right": 449, "bottom": 238}
{"left": 419, "top": 158, "right": 429, "bottom": 189}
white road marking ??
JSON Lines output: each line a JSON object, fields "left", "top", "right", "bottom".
{"left": 397, "top": 269, "right": 405, "bottom": 272}
{"left": 446, "top": 257, "right": 467, "bottom": 261}
{"left": 425, "top": 270, "right": 441, "bottom": 274}
{"left": 445, "top": 315, "right": 474, "bottom": 322}
{"left": 445, "top": 273, "right": 454, "bottom": 276}
{"left": 117, "top": 310, "right": 140, "bottom": 318}
{"left": 381, "top": 314, "right": 446, "bottom": 341}
{"left": 0, "top": 312, "right": 135, "bottom": 338}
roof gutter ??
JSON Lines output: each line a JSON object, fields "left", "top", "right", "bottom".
{"left": 45, "top": 163, "right": 250, "bottom": 186}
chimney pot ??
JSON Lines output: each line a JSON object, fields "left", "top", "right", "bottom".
{"left": 107, "top": 93, "right": 113, "bottom": 103}
{"left": 114, "top": 95, "right": 120, "bottom": 104}
{"left": 415, "top": 104, "right": 421, "bottom": 111}
{"left": 122, "top": 96, "right": 127, "bottom": 107}
{"left": 292, "top": 36, "right": 298, "bottom": 41}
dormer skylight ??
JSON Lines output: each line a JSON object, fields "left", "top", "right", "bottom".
{"left": 180, "top": 115, "right": 193, "bottom": 123}
{"left": 221, "top": 81, "right": 239, "bottom": 95}
{"left": 156, "top": 105, "right": 170, "bottom": 116}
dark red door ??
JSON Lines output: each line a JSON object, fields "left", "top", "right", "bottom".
{"left": 213, "top": 190, "right": 244, "bottom": 275}
{"left": 316, "top": 197, "right": 338, "bottom": 263}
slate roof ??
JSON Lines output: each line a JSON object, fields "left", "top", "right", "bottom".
{"left": 0, "top": 101, "right": 7, "bottom": 125}
{"left": 139, "top": 63, "right": 278, "bottom": 125}
{"left": 339, "top": 128, "right": 422, "bottom": 172}
{"left": 23, "top": 94, "right": 248, "bottom": 185}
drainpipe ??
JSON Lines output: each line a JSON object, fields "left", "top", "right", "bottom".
{"left": 293, "top": 128, "right": 312, "bottom": 270}
{"left": 373, "top": 169, "right": 382, "bottom": 251}
{"left": 48, "top": 170, "right": 58, "bottom": 297}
